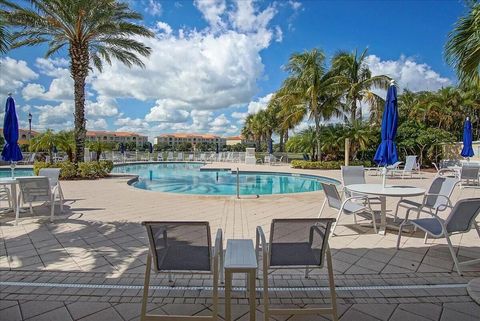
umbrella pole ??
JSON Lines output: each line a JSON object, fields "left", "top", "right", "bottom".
{"left": 382, "top": 166, "right": 387, "bottom": 188}
{"left": 10, "top": 161, "right": 15, "bottom": 179}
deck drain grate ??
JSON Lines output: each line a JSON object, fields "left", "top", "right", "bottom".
{"left": 0, "top": 281, "right": 467, "bottom": 292}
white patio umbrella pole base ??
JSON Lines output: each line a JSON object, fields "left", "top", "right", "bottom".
{"left": 10, "top": 161, "right": 16, "bottom": 179}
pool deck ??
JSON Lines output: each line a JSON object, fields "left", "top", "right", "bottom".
{"left": 1, "top": 162, "right": 479, "bottom": 320}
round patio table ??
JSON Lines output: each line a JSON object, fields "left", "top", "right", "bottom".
{"left": 346, "top": 184, "right": 426, "bottom": 235}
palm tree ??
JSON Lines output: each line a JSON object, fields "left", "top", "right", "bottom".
{"left": 8, "top": 0, "right": 154, "bottom": 163}
{"left": 280, "top": 48, "right": 343, "bottom": 160}
{"left": 30, "top": 129, "right": 57, "bottom": 164}
{"left": 55, "top": 130, "right": 75, "bottom": 162}
{"left": 286, "top": 126, "right": 318, "bottom": 160}
{"left": 331, "top": 48, "right": 390, "bottom": 123}
{"left": 87, "top": 140, "right": 112, "bottom": 161}
{"left": 445, "top": 1, "right": 480, "bottom": 87}
{"left": 0, "top": 0, "right": 19, "bottom": 53}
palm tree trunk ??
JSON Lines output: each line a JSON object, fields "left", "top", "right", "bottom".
{"left": 314, "top": 114, "right": 321, "bottom": 161}
{"left": 350, "top": 100, "right": 357, "bottom": 123}
{"left": 70, "top": 43, "right": 89, "bottom": 164}
{"left": 279, "top": 130, "right": 284, "bottom": 152}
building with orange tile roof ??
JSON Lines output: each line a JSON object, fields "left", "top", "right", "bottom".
{"left": 86, "top": 130, "right": 148, "bottom": 146}
{"left": 0, "top": 128, "right": 39, "bottom": 145}
{"left": 154, "top": 133, "right": 226, "bottom": 147}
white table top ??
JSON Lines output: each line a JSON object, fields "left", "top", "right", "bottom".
{"left": 224, "top": 239, "right": 257, "bottom": 270}
{"left": 0, "top": 176, "right": 45, "bottom": 184}
{"left": 346, "top": 184, "right": 425, "bottom": 197}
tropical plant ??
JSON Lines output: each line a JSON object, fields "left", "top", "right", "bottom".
{"left": 87, "top": 140, "right": 113, "bottom": 161}
{"left": 331, "top": 48, "right": 390, "bottom": 123}
{"left": 55, "top": 130, "right": 75, "bottom": 162}
{"left": 280, "top": 48, "right": 343, "bottom": 159}
{"left": 445, "top": 1, "right": 480, "bottom": 87}
{"left": 8, "top": 0, "right": 154, "bottom": 163}
{"left": 30, "top": 129, "right": 57, "bottom": 163}
{"left": 0, "top": 0, "right": 19, "bottom": 53}
{"left": 286, "top": 126, "right": 318, "bottom": 160}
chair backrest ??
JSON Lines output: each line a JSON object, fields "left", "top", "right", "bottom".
{"left": 404, "top": 156, "right": 417, "bottom": 171}
{"left": 386, "top": 161, "right": 402, "bottom": 169}
{"left": 167, "top": 152, "right": 173, "bottom": 158}
{"left": 341, "top": 166, "right": 366, "bottom": 186}
{"left": 445, "top": 198, "right": 480, "bottom": 233}
{"left": 143, "top": 221, "right": 212, "bottom": 272}
{"left": 440, "top": 159, "right": 461, "bottom": 169}
{"left": 461, "top": 164, "right": 480, "bottom": 179}
{"left": 39, "top": 168, "right": 61, "bottom": 188}
{"left": 17, "top": 177, "right": 51, "bottom": 203}
{"left": 320, "top": 183, "right": 342, "bottom": 210}
{"left": 177, "top": 152, "right": 183, "bottom": 159}
{"left": 425, "top": 177, "right": 459, "bottom": 209}
{"left": 268, "top": 218, "right": 335, "bottom": 268}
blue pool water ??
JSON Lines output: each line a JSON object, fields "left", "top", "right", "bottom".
{"left": 113, "top": 163, "right": 338, "bottom": 195}
{"left": 0, "top": 168, "right": 33, "bottom": 178}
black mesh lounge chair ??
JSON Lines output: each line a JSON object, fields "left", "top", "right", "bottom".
{"left": 141, "top": 221, "right": 223, "bottom": 321}
{"left": 256, "top": 218, "right": 338, "bottom": 321}
{"left": 397, "top": 198, "right": 480, "bottom": 275}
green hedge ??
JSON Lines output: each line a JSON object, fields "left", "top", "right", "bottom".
{"left": 291, "top": 160, "right": 373, "bottom": 169}
{"left": 33, "top": 160, "right": 114, "bottom": 180}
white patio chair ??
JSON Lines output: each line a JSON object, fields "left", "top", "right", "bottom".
{"left": 141, "top": 221, "right": 223, "bottom": 321}
{"left": 394, "top": 176, "right": 458, "bottom": 223}
{"left": 460, "top": 164, "right": 480, "bottom": 188}
{"left": 432, "top": 162, "right": 458, "bottom": 178}
{"left": 397, "top": 198, "right": 480, "bottom": 275}
{"left": 188, "top": 154, "right": 194, "bottom": 161}
{"left": 390, "top": 156, "right": 417, "bottom": 178}
{"left": 341, "top": 166, "right": 381, "bottom": 205}
{"left": 319, "top": 183, "right": 377, "bottom": 235}
{"left": 176, "top": 152, "right": 184, "bottom": 161}
{"left": 38, "top": 168, "right": 64, "bottom": 207}
{"left": 386, "top": 161, "right": 402, "bottom": 171}
{"left": 157, "top": 152, "right": 164, "bottom": 161}
{"left": 166, "top": 152, "right": 174, "bottom": 161}
{"left": 19, "top": 152, "right": 36, "bottom": 164}
{"left": 199, "top": 153, "right": 206, "bottom": 162}
{"left": 17, "top": 177, "right": 60, "bottom": 222}
{"left": 0, "top": 187, "right": 12, "bottom": 211}
{"left": 256, "top": 218, "right": 338, "bottom": 321}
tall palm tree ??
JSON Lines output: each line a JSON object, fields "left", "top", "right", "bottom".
{"left": 8, "top": 0, "right": 154, "bottom": 162}
{"left": 280, "top": 48, "right": 343, "bottom": 160}
{"left": 0, "top": 0, "right": 19, "bottom": 53}
{"left": 445, "top": 1, "right": 480, "bottom": 87}
{"left": 331, "top": 48, "right": 390, "bottom": 123}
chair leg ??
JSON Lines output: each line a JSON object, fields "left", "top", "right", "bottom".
{"left": 393, "top": 199, "right": 402, "bottom": 222}
{"left": 29, "top": 202, "right": 33, "bottom": 214}
{"left": 444, "top": 233, "right": 462, "bottom": 276}
{"left": 353, "top": 212, "right": 357, "bottom": 224}
{"left": 140, "top": 253, "right": 152, "bottom": 321}
{"left": 318, "top": 199, "right": 327, "bottom": 218}
{"left": 424, "top": 233, "right": 428, "bottom": 244}
{"left": 331, "top": 209, "right": 343, "bottom": 236}
{"left": 326, "top": 246, "right": 338, "bottom": 321}
{"left": 474, "top": 221, "right": 480, "bottom": 238}
{"left": 370, "top": 210, "right": 377, "bottom": 234}
{"left": 50, "top": 194, "right": 55, "bottom": 222}
{"left": 396, "top": 222, "right": 406, "bottom": 249}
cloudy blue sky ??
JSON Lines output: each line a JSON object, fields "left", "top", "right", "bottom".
{"left": 0, "top": 0, "right": 468, "bottom": 139}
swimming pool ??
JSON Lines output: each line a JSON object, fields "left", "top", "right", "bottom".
{"left": 0, "top": 168, "right": 33, "bottom": 178}
{"left": 113, "top": 163, "right": 338, "bottom": 195}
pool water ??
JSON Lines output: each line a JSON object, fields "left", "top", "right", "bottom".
{"left": 0, "top": 169, "right": 33, "bottom": 178}
{"left": 113, "top": 163, "right": 338, "bottom": 195}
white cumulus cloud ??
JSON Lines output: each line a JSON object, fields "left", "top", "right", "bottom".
{"left": 0, "top": 57, "right": 38, "bottom": 96}
{"left": 247, "top": 93, "right": 273, "bottom": 114}
{"left": 365, "top": 55, "right": 452, "bottom": 92}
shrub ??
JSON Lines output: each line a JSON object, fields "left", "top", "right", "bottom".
{"left": 33, "top": 160, "right": 113, "bottom": 180}
{"left": 291, "top": 160, "right": 373, "bottom": 169}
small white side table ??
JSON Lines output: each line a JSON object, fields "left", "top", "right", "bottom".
{"left": 224, "top": 239, "right": 257, "bottom": 321}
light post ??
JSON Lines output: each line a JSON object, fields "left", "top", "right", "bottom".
{"left": 28, "top": 112, "right": 32, "bottom": 142}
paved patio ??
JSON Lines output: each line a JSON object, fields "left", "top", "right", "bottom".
{"left": 1, "top": 163, "right": 479, "bottom": 320}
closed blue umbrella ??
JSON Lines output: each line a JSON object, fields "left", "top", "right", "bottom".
{"left": 148, "top": 142, "right": 153, "bottom": 154}
{"left": 461, "top": 117, "right": 474, "bottom": 158}
{"left": 216, "top": 142, "right": 219, "bottom": 154}
{"left": 120, "top": 143, "right": 125, "bottom": 154}
{"left": 374, "top": 83, "right": 399, "bottom": 166}
{"left": 52, "top": 146, "right": 58, "bottom": 154}
{"left": 2, "top": 95, "right": 23, "bottom": 178}
{"left": 268, "top": 138, "right": 273, "bottom": 154}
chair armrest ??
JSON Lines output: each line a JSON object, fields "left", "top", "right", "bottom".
{"left": 213, "top": 228, "right": 223, "bottom": 283}
{"left": 256, "top": 226, "right": 268, "bottom": 276}
{"left": 424, "top": 193, "right": 454, "bottom": 214}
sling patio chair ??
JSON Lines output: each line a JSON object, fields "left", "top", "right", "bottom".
{"left": 39, "top": 168, "right": 65, "bottom": 209}
{"left": 157, "top": 153, "right": 164, "bottom": 161}
{"left": 319, "top": 183, "right": 377, "bottom": 235}
{"left": 390, "top": 155, "right": 417, "bottom": 178}
{"left": 256, "top": 218, "right": 338, "bottom": 321}
{"left": 17, "top": 177, "right": 61, "bottom": 223}
{"left": 167, "top": 152, "right": 174, "bottom": 161}
{"left": 394, "top": 176, "right": 458, "bottom": 224}
{"left": 176, "top": 152, "right": 184, "bottom": 161}
{"left": 141, "top": 221, "right": 223, "bottom": 321}
{"left": 397, "top": 198, "right": 480, "bottom": 275}
{"left": 460, "top": 163, "right": 480, "bottom": 188}
{"left": 341, "top": 166, "right": 381, "bottom": 205}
